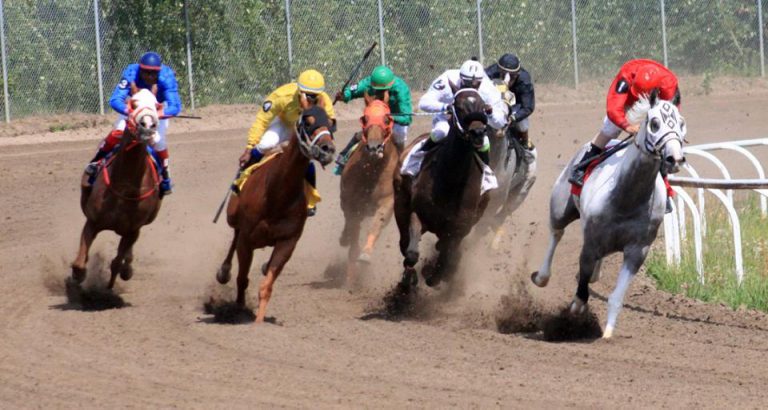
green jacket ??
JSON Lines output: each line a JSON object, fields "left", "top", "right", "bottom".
{"left": 343, "top": 75, "right": 413, "bottom": 125}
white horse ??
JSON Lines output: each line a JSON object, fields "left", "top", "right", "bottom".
{"left": 531, "top": 90, "right": 687, "bottom": 338}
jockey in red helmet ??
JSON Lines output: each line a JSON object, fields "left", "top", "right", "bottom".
{"left": 569, "top": 59, "right": 680, "bottom": 188}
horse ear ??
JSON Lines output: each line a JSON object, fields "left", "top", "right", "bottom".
{"left": 130, "top": 82, "right": 139, "bottom": 96}
{"left": 383, "top": 89, "right": 390, "bottom": 105}
{"left": 649, "top": 88, "right": 659, "bottom": 106}
{"left": 151, "top": 84, "right": 158, "bottom": 96}
{"left": 360, "top": 115, "right": 367, "bottom": 127}
{"left": 363, "top": 90, "right": 372, "bottom": 105}
{"left": 299, "top": 92, "right": 310, "bottom": 110}
{"left": 385, "top": 114, "right": 393, "bottom": 125}
{"left": 449, "top": 80, "right": 459, "bottom": 95}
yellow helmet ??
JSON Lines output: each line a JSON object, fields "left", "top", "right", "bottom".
{"left": 297, "top": 69, "right": 325, "bottom": 94}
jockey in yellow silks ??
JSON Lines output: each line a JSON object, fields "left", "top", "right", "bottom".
{"left": 238, "top": 69, "right": 336, "bottom": 216}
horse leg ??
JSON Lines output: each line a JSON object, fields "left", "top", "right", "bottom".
{"left": 590, "top": 258, "right": 603, "bottom": 283}
{"left": 427, "top": 236, "right": 461, "bottom": 287}
{"left": 235, "top": 238, "right": 253, "bottom": 307}
{"left": 531, "top": 228, "right": 564, "bottom": 287}
{"left": 109, "top": 230, "right": 139, "bottom": 289}
{"left": 360, "top": 199, "right": 394, "bottom": 261}
{"left": 256, "top": 239, "right": 298, "bottom": 323}
{"left": 71, "top": 221, "right": 98, "bottom": 284}
{"left": 570, "top": 247, "right": 601, "bottom": 315}
{"left": 216, "top": 229, "right": 239, "bottom": 284}
{"left": 603, "top": 246, "right": 646, "bottom": 338}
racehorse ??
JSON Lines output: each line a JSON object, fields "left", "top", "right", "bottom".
{"left": 339, "top": 91, "right": 398, "bottom": 281}
{"left": 393, "top": 84, "right": 490, "bottom": 290}
{"left": 531, "top": 90, "right": 686, "bottom": 338}
{"left": 71, "top": 86, "right": 163, "bottom": 289}
{"left": 216, "top": 102, "right": 335, "bottom": 323}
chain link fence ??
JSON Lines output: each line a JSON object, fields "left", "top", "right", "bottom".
{"left": 0, "top": 0, "right": 766, "bottom": 122}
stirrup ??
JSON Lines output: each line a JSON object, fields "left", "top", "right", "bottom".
{"left": 568, "top": 169, "right": 585, "bottom": 187}
{"left": 84, "top": 162, "right": 98, "bottom": 176}
{"left": 307, "top": 206, "right": 317, "bottom": 217}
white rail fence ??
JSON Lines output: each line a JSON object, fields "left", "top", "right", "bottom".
{"left": 665, "top": 138, "right": 768, "bottom": 285}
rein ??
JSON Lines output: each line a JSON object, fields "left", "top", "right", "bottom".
{"left": 101, "top": 140, "right": 160, "bottom": 201}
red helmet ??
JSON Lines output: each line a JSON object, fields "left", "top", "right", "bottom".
{"left": 631, "top": 65, "right": 661, "bottom": 96}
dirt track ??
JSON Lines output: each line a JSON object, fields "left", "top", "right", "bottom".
{"left": 2, "top": 89, "right": 768, "bottom": 408}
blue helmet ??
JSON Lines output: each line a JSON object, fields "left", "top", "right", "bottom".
{"left": 139, "top": 52, "right": 162, "bottom": 71}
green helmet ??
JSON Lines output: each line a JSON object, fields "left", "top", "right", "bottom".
{"left": 370, "top": 65, "right": 395, "bottom": 90}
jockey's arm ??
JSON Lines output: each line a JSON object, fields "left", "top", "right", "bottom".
{"left": 419, "top": 76, "right": 452, "bottom": 113}
{"left": 246, "top": 91, "right": 284, "bottom": 150}
{"left": 509, "top": 76, "right": 535, "bottom": 122}
{"left": 606, "top": 75, "right": 632, "bottom": 131}
{"left": 318, "top": 92, "right": 337, "bottom": 132}
{"left": 343, "top": 77, "right": 372, "bottom": 102}
{"left": 391, "top": 79, "right": 413, "bottom": 126}
{"left": 158, "top": 69, "right": 182, "bottom": 117}
{"left": 109, "top": 65, "right": 136, "bottom": 115}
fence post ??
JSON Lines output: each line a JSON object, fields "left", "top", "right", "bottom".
{"left": 285, "top": 0, "right": 293, "bottom": 79}
{"left": 0, "top": 0, "right": 9, "bottom": 122}
{"left": 570, "top": 0, "right": 579, "bottom": 88}
{"left": 759, "top": 0, "right": 765, "bottom": 77}
{"left": 377, "top": 0, "right": 386, "bottom": 65}
{"left": 661, "top": 0, "right": 668, "bottom": 67}
{"left": 93, "top": 0, "right": 104, "bottom": 115}
{"left": 183, "top": 0, "right": 195, "bottom": 110}
{"left": 476, "top": 0, "right": 484, "bottom": 64}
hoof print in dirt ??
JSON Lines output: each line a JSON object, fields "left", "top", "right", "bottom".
{"left": 64, "top": 277, "right": 126, "bottom": 311}
{"left": 540, "top": 305, "right": 602, "bottom": 342}
{"left": 203, "top": 298, "right": 257, "bottom": 324}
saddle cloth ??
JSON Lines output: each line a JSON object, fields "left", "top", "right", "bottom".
{"left": 233, "top": 153, "right": 321, "bottom": 209}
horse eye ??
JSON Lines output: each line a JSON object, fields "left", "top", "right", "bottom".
{"left": 649, "top": 118, "right": 661, "bottom": 133}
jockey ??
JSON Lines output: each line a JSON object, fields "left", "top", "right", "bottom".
{"left": 84, "top": 51, "right": 182, "bottom": 196}
{"left": 238, "top": 69, "right": 336, "bottom": 216}
{"left": 569, "top": 59, "right": 680, "bottom": 187}
{"left": 418, "top": 59, "right": 507, "bottom": 165}
{"left": 485, "top": 53, "right": 535, "bottom": 151}
{"left": 333, "top": 65, "right": 413, "bottom": 174}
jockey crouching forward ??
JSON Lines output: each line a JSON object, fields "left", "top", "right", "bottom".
{"left": 333, "top": 65, "right": 413, "bottom": 174}
{"left": 84, "top": 51, "right": 181, "bottom": 196}
{"left": 237, "top": 69, "right": 336, "bottom": 216}
{"left": 418, "top": 59, "right": 508, "bottom": 167}
{"left": 568, "top": 58, "right": 681, "bottom": 211}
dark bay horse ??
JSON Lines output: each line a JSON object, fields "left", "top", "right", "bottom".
{"left": 71, "top": 88, "right": 163, "bottom": 289}
{"left": 339, "top": 91, "right": 398, "bottom": 280}
{"left": 393, "top": 85, "right": 490, "bottom": 290}
{"left": 531, "top": 91, "right": 686, "bottom": 338}
{"left": 216, "top": 103, "right": 335, "bottom": 323}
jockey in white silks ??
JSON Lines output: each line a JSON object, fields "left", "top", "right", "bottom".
{"left": 419, "top": 60, "right": 507, "bottom": 160}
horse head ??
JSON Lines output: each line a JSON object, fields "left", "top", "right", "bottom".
{"left": 125, "top": 85, "right": 161, "bottom": 144}
{"left": 449, "top": 82, "right": 488, "bottom": 150}
{"left": 628, "top": 89, "right": 687, "bottom": 174}
{"left": 359, "top": 91, "right": 393, "bottom": 158}
{"left": 296, "top": 105, "right": 336, "bottom": 166}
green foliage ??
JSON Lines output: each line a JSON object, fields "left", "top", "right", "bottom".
{"left": 647, "top": 196, "right": 768, "bottom": 312}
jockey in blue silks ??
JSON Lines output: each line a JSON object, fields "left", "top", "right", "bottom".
{"left": 84, "top": 51, "right": 182, "bottom": 195}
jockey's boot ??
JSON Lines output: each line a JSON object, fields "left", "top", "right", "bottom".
{"left": 517, "top": 130, "right": 534, "bottom": 150}
{"left": 666, "top": 197, "right": 674, "bottom": 214}
{"left": 333, "top": 133, "right": 361, "bottom": 176}
{"left": 84, "top": 129, "right": 123, "bottom": 177}
{"left": 568, "top": 143, "right": 603, "bottom": 187}
{"left": 157, "top": 149, "right": 172, "bottom": 196}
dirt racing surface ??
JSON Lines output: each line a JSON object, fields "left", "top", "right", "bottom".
{"left": 2, "top": 79, "right": 768, "bottom": 408}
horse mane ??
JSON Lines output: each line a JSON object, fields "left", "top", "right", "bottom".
{"left": 626, "top": 95, "right": 651, "bottom": 125}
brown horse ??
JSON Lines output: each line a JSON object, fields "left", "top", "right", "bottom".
{"left": 216, "top": 103, "right": 335, "bottom": 323}
{"left": 339, "top": 92, "right": 398, "bottom": 280}
{"left": 71, "top": 87, "right": 163, "bottom": 289}
{"left": 393, "top": 85, "right": 490, "bottom": 290}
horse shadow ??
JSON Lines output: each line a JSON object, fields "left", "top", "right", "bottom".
{"left": 198, "top": 297, "right": 281, "bottom": 325}
{"left": 48, "top": 255, "right": 129, "bottom": 311}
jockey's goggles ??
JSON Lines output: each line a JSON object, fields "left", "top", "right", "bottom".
{"left": 460, "top": 76, "right": 482, "bottom": 89}
{"left": 301, "top": 92, "right": 320, "bottom": 104}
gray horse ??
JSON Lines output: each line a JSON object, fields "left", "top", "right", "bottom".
{"left": 531, "top": 90, "right": 686, "bottom": 338}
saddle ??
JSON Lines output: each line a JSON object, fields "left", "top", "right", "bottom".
{"left": 570, "top": 140, "right": 630, "bottom": 197}
{"left": 232, "top": 153, "right": 321, "bottom": 209}
{"left": 87, "top": 144, "right": 162, "bottom": 187}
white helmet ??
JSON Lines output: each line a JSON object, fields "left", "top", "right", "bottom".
{"left": 459, "top": 59, "right": 484, "bottom": 88}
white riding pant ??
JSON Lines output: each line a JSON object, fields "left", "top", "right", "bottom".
{"left": 393, "top": 123, "right": 408, "bottom": 146}
{"left": 114, "top": 114, "right": 170, "bottom": 151}
{"left": 255, "top": 117, "right": 292, "bottom": 152}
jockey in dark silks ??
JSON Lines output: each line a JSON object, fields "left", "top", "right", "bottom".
{"left": 485, "top": 53, "right": 536, "bottom": 151}
{"left": 84, "top": 51, "right": 182, "bottom": 196}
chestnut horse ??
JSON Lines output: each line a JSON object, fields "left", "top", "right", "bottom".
{"left": 71, "top": 87, "right": 163, "bottom": 289}
{"left": 339, "top": 92, "right": 398, "bottom": 280}
{"left": 394, "top": 85, "right": 490, "bottom": 290}
{"left": 216, "top": 103, "right": 335, "bottom": 323}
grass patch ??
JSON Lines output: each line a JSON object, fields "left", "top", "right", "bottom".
{"left": 647, "top": 195, "right": 768, "bottom": 312}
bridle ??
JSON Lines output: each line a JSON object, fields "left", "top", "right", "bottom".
{"left": 296, "top": 117, "right": 333, "bottom": 160}
{"left": 360, "top": 100, "right": 393, "bottom": 156}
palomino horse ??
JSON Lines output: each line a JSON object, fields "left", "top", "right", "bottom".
{"left": 339, "top": 91, "right": 398, "bottom": 280}
{"left": 531, "top": 90, "right": 686, "bottom": 338}
{"left": 71, "top": 86, "right": 163, "bottom": 289}
{"left": 394, "top": 84, "right": 490, "bottom": 290}
{"left": 216, "top": 103, "right": 335, "bottom": 323}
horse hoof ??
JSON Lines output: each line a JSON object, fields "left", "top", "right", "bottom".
{"left": 404, "top": 251, "right": 419, "bottom": 268}
{"left": 530, "top": 271, "right": 549, "bottom": 287}
{"left": 602, "top": 326, "right": 614, "bottom": 339}
{"left": 569, "top": 298, "right": 587, "bottom": 315}
{"left": 71, "top": 266, "right": 86, "bottom": 284}
{"left": 216, "top": 264, "right": 231, "bottom": 284}
{"left": 119, "top": 265, "right": 134, "bottom": 281}
{"left": 357, "top": 253, "right": 371, "bottom": 264}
